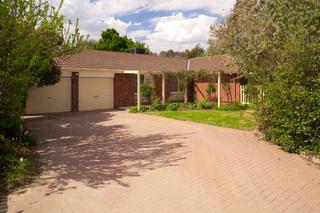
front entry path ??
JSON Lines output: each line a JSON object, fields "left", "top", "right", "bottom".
{"left": 7, "top": 111, "right": 320, "bottom": 213}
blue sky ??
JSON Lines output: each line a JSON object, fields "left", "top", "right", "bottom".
{"left": 50, "top": 0, "right": 235, "bottom": 52}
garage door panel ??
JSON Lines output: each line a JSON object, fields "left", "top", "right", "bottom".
{"left": 79, "top": 77, "right": 114, "bottom": 111}
{"left": 26, "top": 77, "right": 71, "bottom": 114}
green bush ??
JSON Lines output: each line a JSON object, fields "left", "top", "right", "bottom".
{"left": 212, "top": 0, "right": 320, "bottom": 155}
{"left": 128, "top": 105, "right": 151, "bottom": 113}
{"left": 140, "top": 84, "right": 154, "bottom": 100}
{"left": 0, "top": 135, "right": 34, "bottom": 190}
{"left": 128, "top": 106, "right": 138, "bottom": 113}
{"left": 205, "top": 83, "right": 216, "bottom": 99}
{"left": 139, "top": 105, "right": 151, "bottom": 112}
{"left": 166, "top": 103, "right": 180, "bottom": 111}
{"left": 196, "top": 100, "right": 215, "bottom": 110}
{"left": 150, "top": 98, "right": 166, "bottom": 111}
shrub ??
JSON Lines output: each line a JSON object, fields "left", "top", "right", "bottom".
{"left": 140, "top": 84, "right": 154, "bottom": 100}
{"left": 128, "top": 106, "right": 138, "bottom": 113}
{"left": 139, "top": 105, "right": 151, "bottom": 112}
{"left": 150, "top": 98, "right": 166, "bottom": 111}
{"left": 196, "top": 100, "right": 215, "bottom": 110}
{"left": 167, "top": 103, "right": 180, "bottom": 111}
{"left": 212, "top": 0, "right": 320, "bottom": 155}
{"left": 205, "top": 83, "right": 216, "bottom": 99}
{"left": 0, "top": 135, "right": 34, "bottom": 190}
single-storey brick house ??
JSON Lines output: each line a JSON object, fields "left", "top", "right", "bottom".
{"left": 25, "top": 50, "right": 248, "bottom": 114}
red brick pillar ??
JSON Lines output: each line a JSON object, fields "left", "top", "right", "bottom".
{"left": 71, "top": 72, "right": 79, "bottom": 112}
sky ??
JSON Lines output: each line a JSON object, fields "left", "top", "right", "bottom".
{"left": 49, "top": 0, "right": 236, "bottom": 53}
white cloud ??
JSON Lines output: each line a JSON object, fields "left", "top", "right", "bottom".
{"left": 148, "top": 0, "right": 235, "bottom": 16}
{"left": 49, "top": 0, "right": 145, "bottom": 39}
{"left": 47, "top": 0, "right": 234, "bottom": 50}
{"left": 145, "top": 12, "right": 217, "bottom": 52}
{"left": 128, "top": 30, "right": 151, "bottom": 40}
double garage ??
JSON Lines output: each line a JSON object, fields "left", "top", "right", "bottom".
{"left": 26, "top": 71, "right": 115, "bottom": 114}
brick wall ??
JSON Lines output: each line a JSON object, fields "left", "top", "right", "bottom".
{"left": 195, "top": 74, "right": 241, "bottom": 103}
{"left": 153, "top": 75, "right": 177, "bottom": 101}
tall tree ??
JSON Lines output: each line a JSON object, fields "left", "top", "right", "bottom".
{"left": 94, "top": 28, "right": 150, "bottom": 53}
{"left": 0, "top": 0, "right": 84, "bottom": 139}
{"left": 213, "top": 0, "right": 320, "bottom": 154}
{"left": 185, "top": 44, "right": 205, "bottom": 58}
{"left": 159, "top": 44, "right": 205, "bottom": 58}
{"left": 0, "top": 0, "right": 85, "bottom": 190}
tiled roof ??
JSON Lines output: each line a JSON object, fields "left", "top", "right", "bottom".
{"left": 55, "top": 50, "right": 187, "bottom": 72}
{"left": 189, "top": 55, "right": 238, "bottom": 72}
{"left": 55, "top": 50, "right": 238, "bottom": 73}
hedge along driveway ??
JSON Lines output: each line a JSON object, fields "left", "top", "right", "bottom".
{"left": 147, "top": 110, "right": 256, "bottom": 130}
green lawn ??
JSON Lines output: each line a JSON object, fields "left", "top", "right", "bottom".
{"left": 147, "top": 110, "right": 256, "bottom": 130}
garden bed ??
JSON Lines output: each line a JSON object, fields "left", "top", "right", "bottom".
{"left": 147, "top": 110, "right": 256, "bottom": 130}
{"left": 129, "top": 100, "right": 256, "bottom": 130}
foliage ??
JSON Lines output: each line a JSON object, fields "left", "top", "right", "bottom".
{"left": 150, "top": 98, "right": 166, "bottom": 111}
{"left": 166, "top": 103, "right": 180, "bottom": 111}
{"left": 0, "top": 0, "right": 84, "bottom": 139}
{"left": 213, "top": 0, "right": 320, "bottom": 154}
{"left": 0, "top": 135, "right": 34, "bottom": 191}
{"left": 205, "top": 83, "right": 216, "bottom": 99}
{"left": 95, "top": 28, "right": 150, "bottom": 53}
{"left": 140, "top": 84, "right": 154, "bottom": 100}
{"left": 184, "top": 44, "right": 206, "bottom": 58}
{"left": 207, "top": 25, "right": 227, "bottom": 56}
{"left": 148, "top": 110, "right": 256, "bottom": 130}
{"left": 139, "top": 105, "right": 151, "bottom": 112}
{"left": 0, "top": 0, "right": 84, "bottom": 190}
{"left": 128, "top": 106, "right": 138, "bottom": 113}
{"left": 159, "top": 44, "right": 205, "bottom": 58}
{"left": 196, "top": 100, "right": 215, "bottom": 110}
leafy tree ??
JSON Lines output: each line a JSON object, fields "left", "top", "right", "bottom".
{"left": 159, "top": 44, "right": 205, "bottom": 58}
{"left": 186, "top": 44, "right": 205, "bottom": 58}
{"left": 95, "top": 28, "right": 150, "bottom": 53}
{"left": 213, "top": 0, "right": 320, "bottom": 154}
{"left": 159, "top": 49, "right": 185, "bottom": 57}
{"left": 0, "top": 0, "right": 85, "bottom": 189}
{"left": 0, "top": 0, "right": 84, "bottom": 138}
{"left": 207, "top": 25, "right": 226, "bottom": 55}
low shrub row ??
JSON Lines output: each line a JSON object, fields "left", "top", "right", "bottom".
{"left": 129, "top": 100, "right": 251, "bottom": 113}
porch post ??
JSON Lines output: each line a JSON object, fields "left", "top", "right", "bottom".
{"left": 162, "top": 73, "right": 165, "bottom": 104}
{"left": 217, "top": 71, "right": 221, "bottom": 108}
{"left": 137, "top": 72, "right": 141, "bottom": 111}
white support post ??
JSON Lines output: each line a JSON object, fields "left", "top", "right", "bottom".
{"left": 217, "top": 72, "right": 221, "bottom": 108}
{"left": 162, "top": 73, "right": 165, "bottom": 104}
{"left": 137, "top": 72, "right": 141, "bottom": 111}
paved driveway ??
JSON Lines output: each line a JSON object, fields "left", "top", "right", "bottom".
{"left": 6, "top": 110, "right": 320, "bottom": 213}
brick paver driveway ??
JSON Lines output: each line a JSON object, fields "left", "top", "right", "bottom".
{"left": 6, "top": 110, "right": 320, "bottom": 213}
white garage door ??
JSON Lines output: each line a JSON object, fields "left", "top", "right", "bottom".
{"left": 26, "top": 77, "right": 71, "bottom": 114}
{"left": 79, "top": 77, "right": 114, "bottom": 111}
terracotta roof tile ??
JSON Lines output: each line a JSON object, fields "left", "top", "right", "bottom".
{"left": 55, "top": 50, "right": 188, "bottom": 72}
{"left": 189, "top": 54, "right": 238, "bottom": 72}
{"left": 55, "top": 50, "right": 238, "bottom": 73}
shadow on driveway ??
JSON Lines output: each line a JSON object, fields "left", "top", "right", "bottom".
{"left": 21, "top": 111, "right": 188, "bottom": 196}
